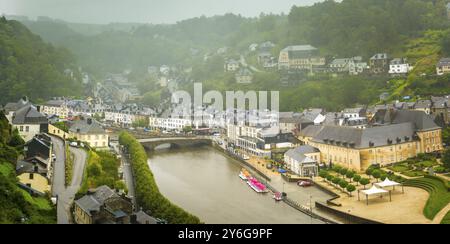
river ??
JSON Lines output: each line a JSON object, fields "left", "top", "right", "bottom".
{"left": 148, "top": 146, "right": 325, "bottom": 224}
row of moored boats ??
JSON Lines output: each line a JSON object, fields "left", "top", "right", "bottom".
{"left": 239, "top": 169, "right": 282, "bottom": 201}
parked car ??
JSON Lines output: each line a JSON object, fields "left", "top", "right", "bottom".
{"left": 69, "top": 141, "right": 78, "bottom": 147}
{"left": 297, "top": 180, "right": 314, "bottom": 188}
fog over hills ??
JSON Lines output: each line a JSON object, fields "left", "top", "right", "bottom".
{"left": 1, "top": 0, "right": 322, "bottom": 24}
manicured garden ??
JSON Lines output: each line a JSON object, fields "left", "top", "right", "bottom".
{"left": 403, "top": 176, "right": 450, "bottom": 220}
{"left": 387, "top": 154, "right": 445, "bottom": 178}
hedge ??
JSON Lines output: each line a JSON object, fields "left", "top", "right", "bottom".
{"left": 119, "top": 131, "right": 201, "bottom": 224}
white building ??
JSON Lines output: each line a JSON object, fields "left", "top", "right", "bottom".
{"left": 40, "top": 99, "right": 69, "bottom": 118}
{"left": 224, "top": 59, "right": 240, "bottom": 72}
{"left": 284, "top": 145, "right": 320, "bottom": 177}
{"left": 11, "top": 105, "right": 48, "bottom": 142}
{"left": 389, "top": 58, "right": 412, "bottom": 75}
{"left": 149, "top": 116, "right": 192, "bottom": 132}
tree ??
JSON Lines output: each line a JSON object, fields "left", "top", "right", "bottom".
{"left": 353, "top": 175, "right": 361, "bottom": 185}
{"left": 182, "top": 126, "right": 193, "bottom": 134}
{"left": 326, "top": 175, "right": 335, "bottom": 184}
{"left": 372, "top": 170, "right": 382, "bottom": 182}
{"left": 87, "top": 163, "right": 102, "bottom": 177}
{"left": 346, "top": 171, "right": 355, "bottom": 181}
{"left": 332, "top": 177, "right": 341, "bottom": 185}
{"left": 319, "top": 170, "right": 329, "bottom": 179}
{"left": 359, "top": 178, "right": 370, "bottom": 189}
{"left": 365, "top": 168, "right": 374, "bottom": 178}
{"left": 339, "top": 168, "right": 348, "bottom": 178}
{"left": 339, "top": 179, "right": 349, "bottom": 192}
{"left": 346, "top": 184, "right": 356, "bottom": 196}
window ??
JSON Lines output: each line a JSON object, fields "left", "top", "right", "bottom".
{"left": 20, "top": 126, "right": 24, "bottom": 132}
{"left": 29, "top": 173, "right": 34, "bottom": 180}
{"left": 25, "top": 126, "right": 29, "bottom": 132}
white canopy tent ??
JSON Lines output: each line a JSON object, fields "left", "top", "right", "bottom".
{"left": 358, "top": 185, "right": 391, "bottom": 205}
{"left": 375, "top": 178, "right": 404, "bottom": 193}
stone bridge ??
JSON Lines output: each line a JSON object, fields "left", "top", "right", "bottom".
{"left": 138, "top": 137, "right": 212, "bottom": 151}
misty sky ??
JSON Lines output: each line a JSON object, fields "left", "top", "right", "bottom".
{"left": 0, "top": 0, "right": 322, "bottom": 24}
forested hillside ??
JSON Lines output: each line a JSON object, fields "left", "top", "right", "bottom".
{"left": 13, "top": 0, "right": 450, "bottom": 110}
{"left": 0, "top": 17, "right": 83, "bottom": 105}
{"left": 0, "top": 112, "right": 56, "bottom": 224}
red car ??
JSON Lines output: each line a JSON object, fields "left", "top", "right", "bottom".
{"left": 297, "top": 180, "right": 313, "bottom": 187}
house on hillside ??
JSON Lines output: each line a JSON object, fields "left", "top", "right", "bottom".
{"left": 11, "top": 105, "right": 48, "bottom": 142}
{"left": 369, "top": 53, "right": 389, "bottom": 74}
{"left": 224, "top": 59, "right": 240, "bottom": 72}
{"left": 278, "top": 45, "right": 326, "bottom": 72}
{"left": 2, "top": 96, "right": 31, "bottom": 122}
{"left": 235, "top": 68, "right": 253, "bottom": 84}
{"left": 68, "top": 117, "right": 109, "bottom": 148}
{"left": 74, "top": 186, "right": 133, "bottom": 224}
{"left": 389, "top": 58, "right": 412, "bottom": 76}
{"left": 436, "top": 58, "right": 450, "bottom": 76}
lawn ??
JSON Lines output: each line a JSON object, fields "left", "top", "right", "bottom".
{"left": 414, "top": 161, "right": 438, "bottom": 168}
{"left": 404, "top": 176, "right": 450, "bottom": 220}
{"left": 441, "top": 211, "right": 450, "bottom": 224}
{"left": 388, "top": 164, "right": 411, "bottom": 173}
{"left": 402, "top": 170, "right": 427, "bottom": 177}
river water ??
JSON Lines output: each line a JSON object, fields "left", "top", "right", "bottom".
{"left": 148, "top": 146, "right": 324, "bottom": 224}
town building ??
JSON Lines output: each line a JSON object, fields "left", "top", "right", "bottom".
{"left": 2, "top": 96, "right": 31, "bottom": 122}
{"left": 11, "top": 105, "right": 48, "bottom": 142}
{"left": 300, "top": 110, "right": 442, "bottom": 172}
{"left": 235, "top": 68, "right": 253, "bottom": 84}
{"left": 278, "top": 45, "right": 326, "bottom": 72}
{"left": 436, "top": 58, "right": 450, "bottom": 76}
{"left": 40, "top": 98, "right": 69, "bottom": 118}
{"left": 389, "top": 58, "right": 412, "bottom": 76}
{"left": 68, "top": 117, "right": 109, "bottom": 148}
{"left": 74, "top": 186, "right": 133, "bottom": 224}
{"left": 414, "top": 100, "right": 432, "bottom": 115}
{"left": 284, "top": 145, "right": 320, "bottom": 177}
{"left": 369, "top": 53, "right": 389, "bottom": 74}
{"left": 16, "top": 134, "right": 54, "bottom": 195}
{"left": 224, "top": 59, "right": 240, "bottom": 72}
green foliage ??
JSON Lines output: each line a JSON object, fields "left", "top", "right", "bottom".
{"left": 372, "top": 170, "right": 382, "bottom": 181}
{"left": 119, "top": 131, "right": 201, "bottom": 224}
{"left": 346, "top": 184, "right": 356, "bottom": 195}
{"left": 441, "top": 211, "right": 450, "bottom": 224}
{"left": 319, "top": 170, "right": 329, "bottom": 179}
{"left": 65, "top": 144, "right": 73, "bottom": 186}
{"left": 0, "top": 114, "right": 55, "bottom": 223}
{"left": 404, "top": 176, "right": 450, "bottom": 220}
{"left": 346, "top": 171, "right": 355, "bottom": 180}
{"left": 332, "top": 177, "right": 341, "bottom": 185}
{"left": 53, "top": 122, "right": 69, "bottom": 133}
{"left": 339, "top": 179, "right": 349, "bottom": 190}
{"left": 359, "top": 178, "right": 370, "bottom": 189}
{"left": 339, "top": 168, "right": 348, "bottom": 177}
{"left": 365, "top": 168, "right": 374, "bottom": 177}
{"left": 326, "top": 175, "right": 335, "bottom": 182}
{"left": 78, "top": 150, "right": 126, "bottom": 196}
{"left": 353, "top": 175, "right": 361, "bottom": 184}
{"left": 0, "top": 19, "right": 82, "bottom": 105}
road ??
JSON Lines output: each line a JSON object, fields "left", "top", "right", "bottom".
{"left": 50, "top": 136, "right": 87, "bottom": 224}
{"left": 111, "top": 142, "right": 136, "bottom": 207}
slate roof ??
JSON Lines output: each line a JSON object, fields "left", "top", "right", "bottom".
{"left": 282, "top": 45, "right": 319, "bottom": 59}
{"left": 285, "top": 145, "right": 319, "bottom": 163}
{"left": 12, "top": 105, "right": 48, "bottom": 125}
{"left": 44, "top": 100, "right": 65, "bottom": 107}
{"left": 74, "top": 186, "right": 118, "bottom": 216}
{"left": 3, "top": 97, "right": 31, "bottom": 113}
{"left": 414, "top": 100, "right": 432, "bottom": 109}
{"left": 299, "top": 125, "right": 324, "bottom": 138}
{"left": 372, "top": 109, "right": 440, "bottom": 131}
{"left": 370, "top": 53, "right": 388, "bottom": 60}
{"left": 69, "top": 118, "right": 106, "bottom": 134}
{"left": 312, "top": 123, "right": 416, "bottom": 149}
{"left": 16, "top": 158, "right": 48, "bottom": 175}
{"left": 134, "top": 210, "right": 158, "bottom": 224}
{"left": 437, "top": 58, "right": 450, "bottom": 67}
